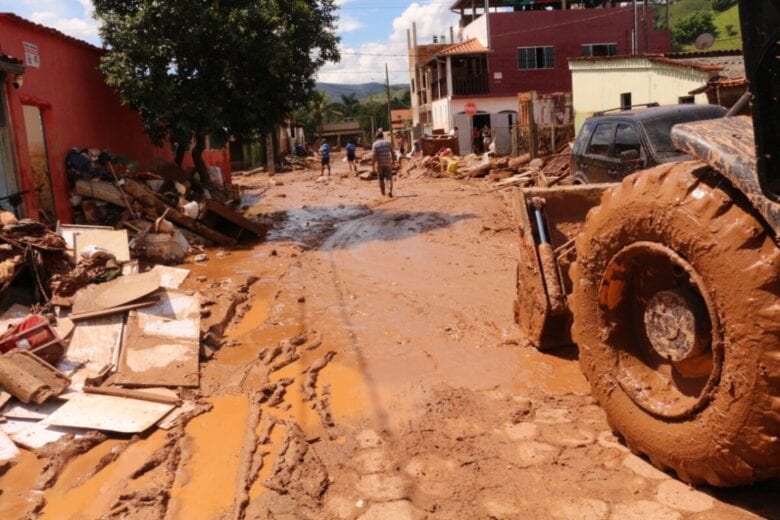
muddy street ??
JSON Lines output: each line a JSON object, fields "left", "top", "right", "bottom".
{"left": 1, "top": 157, "right": 777, "bottom": 520}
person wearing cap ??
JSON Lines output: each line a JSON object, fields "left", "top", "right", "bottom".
{"left": 371, "top": 130, "right": 395, "bottom": 197}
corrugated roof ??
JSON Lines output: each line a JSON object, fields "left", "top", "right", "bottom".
{"left": 437, "top": 38, "right": 489, "bottom": 56}
{"left": 671, "top": 54, "right": 744, "bottom": 79}
{"left": 569, "top": 54, "right": 723, "bottom": 73}
{"left": 0, "top": 12, "right": 101, "bottom": 52}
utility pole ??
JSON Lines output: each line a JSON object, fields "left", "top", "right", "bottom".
{"left": 632, "top": 0, "right": 638, "bottom": 54}
{"left": 385, "top": 63, "right": 393, "bottom": 150}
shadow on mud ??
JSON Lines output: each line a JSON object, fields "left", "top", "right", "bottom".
{"left": 256, "top": 204, "right": 477, "bottom": 250}
{"left": 706, "top": 479, "right": 780, "bottom": 519}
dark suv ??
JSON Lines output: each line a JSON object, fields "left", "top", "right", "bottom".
{"left": 570, "top": 104, "right": 727, "bottom": 184}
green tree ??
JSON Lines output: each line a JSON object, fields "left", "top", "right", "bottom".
{"left": 672, "top": 11, "right": 719, "bottom": 50}
{"left": 340, "top": 93, "right": 360, "bottom": 119}
{"left": 93, "top": 0, "right": 339, "bottom": 177}
{"left": 711, "top": 0, "right": 737, "bottom": 12}
{"left": 356, "top": 101, "right": 388, "bottom": 139}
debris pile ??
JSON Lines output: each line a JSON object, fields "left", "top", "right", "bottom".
{"left": 402, "top": 143, "right": 572, "bottom": 190}
{"left": 67, "top": 147, "right": 266, "bottom": 259}
{"left": 0, "top": 147, "right": 270, "bottom": 471}
{"left": 0, "top": 263, "right": 237, "bottom": 468}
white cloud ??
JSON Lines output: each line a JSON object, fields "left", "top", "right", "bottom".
{"left": 319, "top": 1, "right": 458, "bottom": 84}
{"left": 337, "top": 13, "right": 364, "bottom": 33}
{"left": 28, "top": 0, "right": 99, "bottom": 44}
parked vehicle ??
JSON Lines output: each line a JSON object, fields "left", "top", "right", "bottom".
{"left": 512, "top": 0, "right": 779, "bottom": 487}
{"left": 570, "top": 104, "right": 726, "bottom": 184}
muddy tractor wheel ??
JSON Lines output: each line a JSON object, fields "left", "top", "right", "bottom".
{"left": 570, "top": 161, "right": 780, "bottom": 487}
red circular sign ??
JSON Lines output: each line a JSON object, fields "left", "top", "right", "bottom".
{"left": 464, "top": 102, "right": 477, "bottom": 116}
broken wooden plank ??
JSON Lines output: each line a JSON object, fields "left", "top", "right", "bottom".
{"left": 150, "top": 265, "right": 190, "bottom": 289}
{"left": 4, "top": 420, "right": 84, "bottom": 450}
{"left": 71, "top": 270, "right": 160, "bottom": 314}
{"left": 83, "top": 385, "right": 180, "bottom": 405}
{"left": 200, "top": 200, "right": 267, "bottom": 241}
{"left": 69, "top": 299, "right": 156, "bottom": 321}
{"left": 42, "top": 392, "right": 175, "bottom": 434}
{"left": 0, "top": 398, "right": 64, "bottom": 420}
{"left": 114, "top": 305, "right": 199, "bottom": 388}
{"left": 64, "top": 314, "right": 124, "bottom": 367}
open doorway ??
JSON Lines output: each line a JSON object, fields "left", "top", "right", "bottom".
{"left": 472, "top": 112, "right": 491, "bottom": 153}
{"left": 0, "top": 87, "right": 21, "bottom": 215}
{"left": 22, "top": 105, "right": 56, "bottom": 224}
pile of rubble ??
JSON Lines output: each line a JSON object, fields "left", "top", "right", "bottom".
{"left": 67, "top": 147, "right": 265, "bottom": 259}
{"left": 0, "top": 148, "right": 268, "bottom": 471}
{"left": 404, "top": 143, "right": 572, "bottom": 189}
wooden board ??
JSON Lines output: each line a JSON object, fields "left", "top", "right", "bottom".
{"left": 42, "top": 392, "right": 174, "bottom": 433}
{"left": 114, "top": 292, "right": 200, "bottom": 388}
{"left": 0, "top": 419, "right": 82, "bottom": 449}
{"left": 150, "top": 265, "right": 190, "bottom": 289}
{"left": 71, "top": 271, "right": 161, "bottom": 314}
{"left": 74, "top": 229, "right": 130, "bottom": 263}
{"left": 65, "top": 314, "right": 124, "bottom": 367}
{"left": 1, "top": 399, "right": 64, "bottom": 420}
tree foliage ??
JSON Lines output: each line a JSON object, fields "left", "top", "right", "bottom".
{"left": 671, "top": 11, "right": 718, "bottom": 50}
{"left": 93, "top": 0, "right": 340, "bottom": 173}
{"left": 711, "top": 0, "right": 737, "bottom": 12}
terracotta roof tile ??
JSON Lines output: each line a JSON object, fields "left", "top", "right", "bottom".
{"left": 437, "top": 38, "right": 489, "bottom": 57}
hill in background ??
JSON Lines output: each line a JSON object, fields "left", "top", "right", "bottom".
{"left": 669, "top": 0, "right": 741, "bottom": 51}
{"left": 316, "top": 82, "right": 410, "bottom": 102}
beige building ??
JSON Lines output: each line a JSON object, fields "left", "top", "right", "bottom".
{"left": 568, "top": 53, "right": 743, "bottom": 132}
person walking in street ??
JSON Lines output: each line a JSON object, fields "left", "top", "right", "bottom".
{"left": 371, "top": 131, "right": 395, "bottom": 197}
{"left": 345, "top": 140, "right": 357, "bottom": 175}
{"left": 319, "top": 141, "right": 331, "bottom": 176}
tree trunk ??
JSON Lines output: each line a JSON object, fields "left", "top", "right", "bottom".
{"left": 192, "top": 132, "right": 209, "bottom": 182}
{"left": 174, "top": 140, "right": 188, "bottom": 167}
{"left": 265, "top": 132, "right": 276, "bottom": 175}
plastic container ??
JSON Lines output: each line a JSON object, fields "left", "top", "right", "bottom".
{"left": 145, "top": 233, "right": 172, "bottom": 261}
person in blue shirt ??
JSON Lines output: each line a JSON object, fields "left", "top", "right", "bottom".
{"left": 319, "top": 141, "right": 331, "bottom": 176}
{"left": 345, "top": 140, "right": 357, "bottom": 175}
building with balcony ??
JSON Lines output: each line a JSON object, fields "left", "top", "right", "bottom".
{"left": 408, "top": 1, "right": 671, "bottom": 155}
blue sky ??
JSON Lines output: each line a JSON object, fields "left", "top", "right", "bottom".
{"left": 0, "top": 0, "right": 459, "bottom": 84}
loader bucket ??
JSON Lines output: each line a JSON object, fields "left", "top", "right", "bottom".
{"left": 512, "top": 184, "right": 610, "bottom": 349}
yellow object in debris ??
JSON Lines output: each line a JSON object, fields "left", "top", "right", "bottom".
{"left": 440, "top": 157, "right": 459, "bottom": 175}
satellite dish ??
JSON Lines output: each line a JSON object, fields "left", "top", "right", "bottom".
{"left": 694, "top": 33, "right": 715, "bottom": 51}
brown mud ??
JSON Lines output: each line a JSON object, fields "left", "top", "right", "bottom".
{"left": 0, "top": 156, "right": 777, "bottom": 519}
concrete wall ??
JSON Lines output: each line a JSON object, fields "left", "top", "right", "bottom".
{"left": 569, "top": 58, "right": 715, "bottom": 131}
{"left": 461, "top": 15, "right": 488, "bottom": 47}
{"left": 483, "top": 7, "right": 671, "bottom": 97}
{"left": 432, "top": 96, "right": 517, "bottom": 131}
{"left": 0, "top": 15, "right": 230, "bottom": 223}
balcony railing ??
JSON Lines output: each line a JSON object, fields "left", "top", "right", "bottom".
{"left": 453, "top": 76, "right": 489, "bottom": 96}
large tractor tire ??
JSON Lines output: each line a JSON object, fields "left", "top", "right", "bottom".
{"left": 570, "top": 161, "right": 780, "bottom": 486}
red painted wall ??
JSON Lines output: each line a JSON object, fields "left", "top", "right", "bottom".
{"left": 0, "top": 14, "right": 230, "bottom": 223}
{"left": 485, "top": 7, "right": 671, "bottom": 97}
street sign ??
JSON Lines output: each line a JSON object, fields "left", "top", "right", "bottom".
{"left": 464, "top": 102, "right": 477, "bottom": 116}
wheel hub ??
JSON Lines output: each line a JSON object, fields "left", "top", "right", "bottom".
{"left": 643, "top": 289, "right": 710, "bottom": 362}
{"left": 597, "top": 241, "right": 722, "bottom": 419}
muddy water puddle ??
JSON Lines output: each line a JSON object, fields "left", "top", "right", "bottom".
{"left": 225, "top": 282, "right": 276, "bottom": 340}
{"left": 0, "top": 449, "right": 45, "bottom": 519}
{"left": 167, "top": 395, "right": 248, "bottom": 520}
{"left": 39, "top": 432, "right": 166, "bottom": 520}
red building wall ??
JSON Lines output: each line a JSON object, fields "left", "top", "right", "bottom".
{"left": 486, "top": 7, "right": 671, "bottom": 96}
{"left": 0, "top": 14, "right": 230, "bottom": 223}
